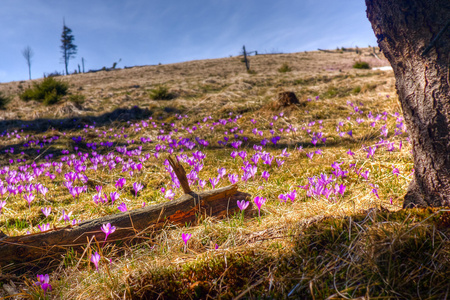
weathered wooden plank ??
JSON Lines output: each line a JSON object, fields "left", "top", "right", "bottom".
{"left": 0, "top": 184, "right": 251, "bottom": 265}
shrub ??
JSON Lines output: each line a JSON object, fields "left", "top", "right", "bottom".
{"left": 353, "top": 61, "right": 371, "bottom": 69}
{"left": 149, "top": 86, "right": 173, "bottom": 100}
{"left": 68, "top": 93, "right": 85, "bottom": 105}
{"left": 20, "top": 77, "right": 68, "bottom": 105}
{"left": 0, "top": 92, "right": 11, "bottom": 110}
{"left": 278, "top": 63, "right": 292, "bottom": 73}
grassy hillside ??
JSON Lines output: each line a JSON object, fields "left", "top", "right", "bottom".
{"left": 0, "top": 48, "right": 449, "bottom": 299}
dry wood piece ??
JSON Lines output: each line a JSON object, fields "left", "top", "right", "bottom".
{"left": 0, "top": 156, "right": 251, "bottom": 265}
{"left": 167, "top": 155, "right": 192, "bottom": 194}
{"left": 0, "top": 185, "right": 251, "bottom": 265}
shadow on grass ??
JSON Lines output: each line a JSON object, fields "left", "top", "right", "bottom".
{"left": 0, "top": 106, "right": 155, "bottom": 134}
{"left": 129, "top": 208, "right": 450, "bottom": 299}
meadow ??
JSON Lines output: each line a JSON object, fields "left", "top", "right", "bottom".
{"left": 0, "top": 48, "right": 449, "bottom": 299}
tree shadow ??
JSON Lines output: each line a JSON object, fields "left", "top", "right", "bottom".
{"left": 1, "top": 106, "right": 157, "bottom": 134}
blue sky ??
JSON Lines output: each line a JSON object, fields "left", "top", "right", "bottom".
{"left": 0, "top": 0, "right": 377, "bottom": 83}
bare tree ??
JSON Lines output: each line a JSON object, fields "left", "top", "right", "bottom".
{"left": 366, "top": 0, "right": 450, "bottom": 208}
{"left": 22, "top": 46, "right": 34, "bottom": 80}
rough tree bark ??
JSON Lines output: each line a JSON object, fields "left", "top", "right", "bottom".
{"left": 366, "top": 0, "right": 450, "bottom": 208}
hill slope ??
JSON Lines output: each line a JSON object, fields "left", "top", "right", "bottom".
{"left": 1, "top": 49, "right": 448, "bottom": 299}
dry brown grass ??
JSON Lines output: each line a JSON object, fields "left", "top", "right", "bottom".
{"left": 1, "top": 48, "right": 443, "bottom": 299}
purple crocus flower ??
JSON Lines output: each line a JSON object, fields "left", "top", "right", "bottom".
{"left": 392, "top": 166, "right": 400, "bottom": 177}
{"left": 209, "top": 177, "right": 219, "bottom": 189}
{"left": 38, "top": 223, "right": 50, "bottom": 232}
{"left": 0, "top": 186, "right": 7, "bottom": 197}
{"left": 0, "top": 200, "right": 6, "bottom": 213}
{"left": 335, "top": 184, "right": 346, "bottom": 196}
{"left": 217, "top": 167, "right": 227, "bottom": 178}
{"left": 110, "top": 191, "right": 120, "bottom": 204}
{"left": 182, "top": 233, "right": 192, "bottom": 246}
{"left": 101, "top": 223, "right": 116, "bottom": 241}
{"left": 278, "top": 193, "right": 287, "bottom": 202}
{"left": 253, "top": 196, "right": 266, "bottom": 217}
{"left": 271, "top": 136, "right": 281, "bottom": 145}
{"left": 360, "top": 170, "right": 370, "bottom": 180}
{"left": 35, "top": 274, "right": 52, "bottom": 294}
{"left": 276, "top": 159, "right": 285, "bottom": 168}
{"left": 165, "top": 189, "right": 175, "bottom": 200}
{"left": 237, "top": 200, "right": 249, "bottom": 211}
{"left": 261, "top": 171, "right": 270, "bottom": 182}
{"left": 58, "top": 209, "right": 73, "bottom": 224}
{"left": 115, "top": 177, "right": 126, "bottom": 190}
{"left": 198, "top": 179, "right": 206, "bottom": 189}
{"left": 24, "top": 193, "right": 35, "bottom": 208}
{"left": 91, "top": 251, "right": 101, "bottom": 271}
{"left": 347, "top": 149, "right": 355, "bottom": 157}
{"left": 365, "top": 146, "right": 376, "bottom": 158}
{"left": 133, "top": 182, "right": 144, "bottom": 196}
{"left": 117, "top": 202, "right": 128, "bottom": 212}
{"left": 238, "top": 151, "right": 247, "bottom": 160}
{"left": 41, "top": 207, "right": 51, "bottom": 217}
{"left": 228, "top": 174, "right": 238, "bottom": 185}
{"left": 306, "top": 152, "right": 314, "bottom": 160}
{"left": 286, "top": 190, "right": 297, "bottom": 202}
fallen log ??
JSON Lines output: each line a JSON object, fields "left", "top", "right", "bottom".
{"left": 0, "top": 185, "right": 250, "bottom": 265}
{"left": 0, "top": 156, "right": 252, "bottom": 265}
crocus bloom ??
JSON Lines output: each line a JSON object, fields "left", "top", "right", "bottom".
{"left": 392, "top": 166, "right": 400, "bottom": 177}
{"left": 0, "top": 200, "right": 6, "bottom": 213}
{"left": 182, "top": 233, "right": 192, "bottom": 246}
{"left": 276, "top": 159, "right": 285, "bottom": 168}
{"left": 254, "top": 196, "right": 266, "bottom": 217}
{"left": 198, "top": 179, "right": 206, "bottom": 189}
{"left": 286, "top": 190, "right": 297, "bottom": 202}
{"left": 101, "top": 223, "right": 116, "bottom": 241}
{"left": 228, "top": 174, "right": 238, "bottom": 185}
{"left": 117, "top": 202, "right": 127, "bottom": 212}
{"left": 209, "top": 177, "right": 219, "bottom": 189}
{"left": 237, "top": 200, "right": 249, "bottom": 211}
{"left": 261, "top": 171, "right": 270, "bottom": 182}
{"left": 91, "top": 251, "right": 101, "bottom": 271}
{"left": 38, "top": 223, "right": 50, "bottom": 232}
{"left": 365, "top": 146, "right": 376, "bottom": 158}
{"left": 24, "top": 192, "right": 35, "bottom": 208}
{"left": 133, "top": 182, "right": 144, "bottom": 196}
{"left": 35, "top": 274, "right": 52, "bottom": 294}
{"left": 217, "top": 167, "right": 227, "bottom": 178}
{"left": 58, "top": 209, "right": 73, "bottom": 224}
{"left": 165, "top": 189, "right": 175, "bottom": 200}
{"left": 41, "top": 207, "right": 51, "bottom": 217}
{"left": 115, "top": 177, "right": 126, "bottom": 190}
{"left": 110, "top": 192, "right": 120, "bottom": 204}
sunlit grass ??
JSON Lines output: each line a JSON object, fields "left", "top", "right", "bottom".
{"left": 1, "top": 49, "right": 442, "bottom": 299}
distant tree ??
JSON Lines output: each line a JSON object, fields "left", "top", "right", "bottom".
{"left": 60, "top": 21, "right": 77, "bottom": 75}
{"left": 22, "top": 46, "right": 34, "bottom": 80}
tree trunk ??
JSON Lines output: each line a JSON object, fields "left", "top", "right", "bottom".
{"left": 366, "top": 0, "right": 450, "bottom": 208}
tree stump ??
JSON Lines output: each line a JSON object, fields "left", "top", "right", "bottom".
{"left": 277, "top": 92, "right": 300, "bottom": 106}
